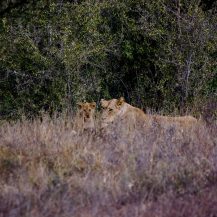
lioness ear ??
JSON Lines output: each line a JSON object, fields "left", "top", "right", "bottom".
{"left": 117, "top": 97, "right": 125, "bottom": 106}
{"left": 100, "top": 99, "right": 108, "bottom": 108}
{"left": 77, "top": 102, "right": 83, "bottom": 109}
{"left": 90, "top": 102, "right": 96, "bottom": 109}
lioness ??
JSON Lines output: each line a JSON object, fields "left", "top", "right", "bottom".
{"left": 100, "top": 97, "right": 197, "bottom": 129}
{"left": 75, "top": 101, "right": 96, "bottom": 131}
{"left": 100, "top": 97, "right": 147, "bottom": 129}
{"left": 100, "top": 98, "right": 214, "bottom": 164}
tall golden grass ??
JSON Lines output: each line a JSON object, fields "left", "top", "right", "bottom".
{"left": 0, "top": 114, "right": 216, "bottom": 217}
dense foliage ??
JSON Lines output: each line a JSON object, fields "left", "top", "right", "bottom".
{"left": 0, "top": 0, "right": 216, "bottom": 119}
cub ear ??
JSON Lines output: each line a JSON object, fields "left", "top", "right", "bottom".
{"left": 100, "top": 99, "right": 108, "bottom": 108}
{"left": 90, "top": 102, "right": 96, "bottom": 109}
{"left": 77, "top": 102, "right": 83, "bottom": 109}
{"left": 117, "top": 97, "right": 125, "bottom": 106}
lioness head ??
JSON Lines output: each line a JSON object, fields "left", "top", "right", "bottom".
{"left": 100, "top": 97, "right": 126, "bottom": 128}
{"left": 77, "top": 101, "right": 96, "bottom": 130}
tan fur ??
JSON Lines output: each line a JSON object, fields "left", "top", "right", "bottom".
{"left": 75, "top": 101, "right": 96, "bottom": 131}
{"left": 152, "top": 115, "right": 198, "bottom": 127}
{"left": 100, "top": 97, "right": 197, "bottom": 129}
{"left": 100, "top": 97, "right": 147, "bottom": 128}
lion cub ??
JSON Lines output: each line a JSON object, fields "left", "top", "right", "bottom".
{"left": 75, "top": 101, "right": 96, "bottom": 131}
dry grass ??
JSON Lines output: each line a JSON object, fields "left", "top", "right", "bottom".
{"left": 0, "top": 114, "right": 216, "bottom": 217}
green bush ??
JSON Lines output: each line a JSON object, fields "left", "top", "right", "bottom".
{"left": 0, "top": 0, "right": 216, "bottom": 119}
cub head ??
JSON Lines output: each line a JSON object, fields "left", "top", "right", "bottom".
{"left": 77, "top": 101, "right": 96, "bottom": 129}
{"left": 100, "top": 97, "right": 125, "bottom": 128}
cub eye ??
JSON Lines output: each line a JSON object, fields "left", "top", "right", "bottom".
{"left": 109, "top": 108, "right": 113, "bottom": 112}
{"left": 89, "top": 109, "right": 91, "bottom": 112}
